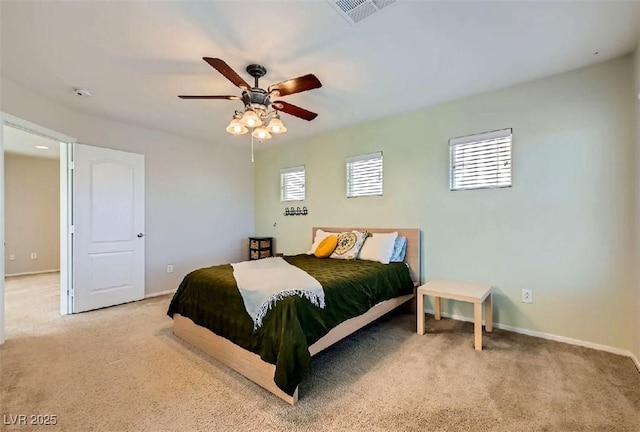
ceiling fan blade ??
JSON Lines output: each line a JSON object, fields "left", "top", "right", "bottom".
{"left": 178, "top": 95, "right": 239, "bottom": 100}
{"left": 272, "top": 101, "right": 318, "bottom": 121}
{"left": 268, "top": 74, "right": 322, "bottom": 97}
{"left": 203, "top": 57, "right": 251, "bottom": 90}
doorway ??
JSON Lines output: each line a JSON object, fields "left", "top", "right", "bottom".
{"left": 0, "top": 112, "right": 75, "bottom": 344}
{"left": 4, "top": 124, "right": 61, "bottom": 336}
{"left": 0, "top": 113, "right": 146, "bottom": 344}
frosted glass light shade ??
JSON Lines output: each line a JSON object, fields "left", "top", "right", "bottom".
{"left": 251, "top": 126, "right": 272, "bottom": 140}
{"left": 241, "top": 109, "right": 262, "bottom": 127}
{"left": 226, "top": 118, "right": 248, "bottom": 135}
{"left": 267, "top": 116, "right": 287, "bottom": 134}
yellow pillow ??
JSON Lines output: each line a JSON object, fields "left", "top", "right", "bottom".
{"left": 315, "top": 235, "right": 338, "bottom": 258}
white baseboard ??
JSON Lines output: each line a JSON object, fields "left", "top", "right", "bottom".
{"left": 424, "top": 308, "right": 640, "bottom": 371}
{"left": 5, "top": 269, "right": 60, "bottom": 277}
{"left": 145, "top": 289, "right": 176, "bottom": 299}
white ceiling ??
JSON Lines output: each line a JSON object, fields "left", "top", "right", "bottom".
{"left": 3, "top": 125, "right": 60, "bottom": 159}
{"left": 1, "top": 1, "right": 638, "bottom": 147}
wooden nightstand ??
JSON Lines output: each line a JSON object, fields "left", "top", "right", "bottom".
{"left": 249, "top": 237, "right": 273, "bottom": 260}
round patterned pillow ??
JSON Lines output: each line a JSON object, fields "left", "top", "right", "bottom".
{"left": 333, "top": 232, "right": 358, "bottom": 256}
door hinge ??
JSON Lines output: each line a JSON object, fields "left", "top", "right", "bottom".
{"left": 70, "top": 225, "right": 75, "bottom": 234}
{"left": 69, "top": 161, "right": 75, "bottom": 170}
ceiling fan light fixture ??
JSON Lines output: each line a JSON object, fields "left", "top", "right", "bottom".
{"left": 251, "top": 126, "right": 272, "bottom": 140}
{"left": 177, "top": 58, "right": 320, "bottom": 152}
{"left": 226, "top": 116, "right": 248, "bottom": 135}
{"left": 241, "top": 108, "right": 262, "bottom": 128}
{"left": 267, "top": 114, "right": 287, "bottom": 134}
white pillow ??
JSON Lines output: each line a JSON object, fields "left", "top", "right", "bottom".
{"left": 307, "top": 229, "right": 336, "bottom": 254}
{"left": 358, "top": 232, "right": 398, "bottom": 264}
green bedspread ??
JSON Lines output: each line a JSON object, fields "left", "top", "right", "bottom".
{"left": 167, "top": 254, "right": 414, "bottom": 395}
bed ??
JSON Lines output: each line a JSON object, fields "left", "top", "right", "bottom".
{"left": 168, "top": 227, "right": 421, "bottom": 404}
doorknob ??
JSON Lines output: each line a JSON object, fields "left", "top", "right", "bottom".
{"left": 137, "top": 233, "right": 144, "bottom": 238}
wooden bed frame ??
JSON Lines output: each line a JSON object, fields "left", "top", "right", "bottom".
{"left": 173, "top": 227, "right": 421, "bottom": 404}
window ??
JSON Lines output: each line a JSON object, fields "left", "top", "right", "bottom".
{"left": 346, "top": 152, "right": 383, "bottom": 197}
{"left": 449, "top": 128, "right": 512, "bottom": 191}
{"left": 280, "top": 165, "right": 305, "bottom": 201}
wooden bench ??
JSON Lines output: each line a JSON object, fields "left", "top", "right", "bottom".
{"left": 417, "top": 279, "right": 492, "bottom": 351}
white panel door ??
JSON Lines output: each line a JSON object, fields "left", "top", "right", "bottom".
{"left": 73, "top": 144, "right": 145, "bottom": 313}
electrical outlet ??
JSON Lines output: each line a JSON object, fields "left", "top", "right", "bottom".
{"left": 30, "top": 252, "right": 38, "bottom": 260}
{"left": 166, "top": 264, "right": 174, "bottom": 273}
{"left": 8, "top": 254, "right": 15, "bottom": 261}
{"left": 521, "top": 289, "right": 533, "bottom": 303}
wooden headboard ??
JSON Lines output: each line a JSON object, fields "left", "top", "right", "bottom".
{"left": 312, "top": 227, "right": 421, "bottom": 286}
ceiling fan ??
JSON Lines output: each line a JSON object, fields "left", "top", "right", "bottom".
{"left": 179, "top": 57, "right": 322, "bottom": 140}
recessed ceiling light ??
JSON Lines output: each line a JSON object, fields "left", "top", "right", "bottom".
{"left": 35, "top": 145, "right": 49, "bottom": 150}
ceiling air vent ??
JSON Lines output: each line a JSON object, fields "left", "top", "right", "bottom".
{"left": 327, "top": 0, "right": 397, "bottom": 25}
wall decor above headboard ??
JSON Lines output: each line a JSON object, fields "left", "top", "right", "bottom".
{"left": 284, "top": 206, "right": 308, "bottom": 216}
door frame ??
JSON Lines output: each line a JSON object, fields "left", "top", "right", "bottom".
{"left": 0, "top": 112, "right": 76, "bottom": 344}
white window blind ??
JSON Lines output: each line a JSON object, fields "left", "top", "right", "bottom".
{"left": 449, "top": 128, "right": 512, "bottom": 191}
{"left": 280, "top": 165, "right": 305, "bottom": 201}
{"left": 346, "top": 152, "right": 383, "bottom": 197}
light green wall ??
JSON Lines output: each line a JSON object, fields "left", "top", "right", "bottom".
{"left": 255, "top": 56, "right": 636, "bottom": 351}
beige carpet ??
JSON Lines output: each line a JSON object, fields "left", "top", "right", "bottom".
{"left": 1, "top": 273, "right": 639, "bottom": 432}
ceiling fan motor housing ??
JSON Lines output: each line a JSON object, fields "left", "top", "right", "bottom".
{"left": 244, "top": 64, "right": 271, "bottom": 110}
{"left": 243, "top": 88, "right": 271, "bottom": 111}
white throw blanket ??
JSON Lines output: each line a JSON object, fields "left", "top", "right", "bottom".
{"left": 231, "top": 257, "right": 325, "bottom": 329}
